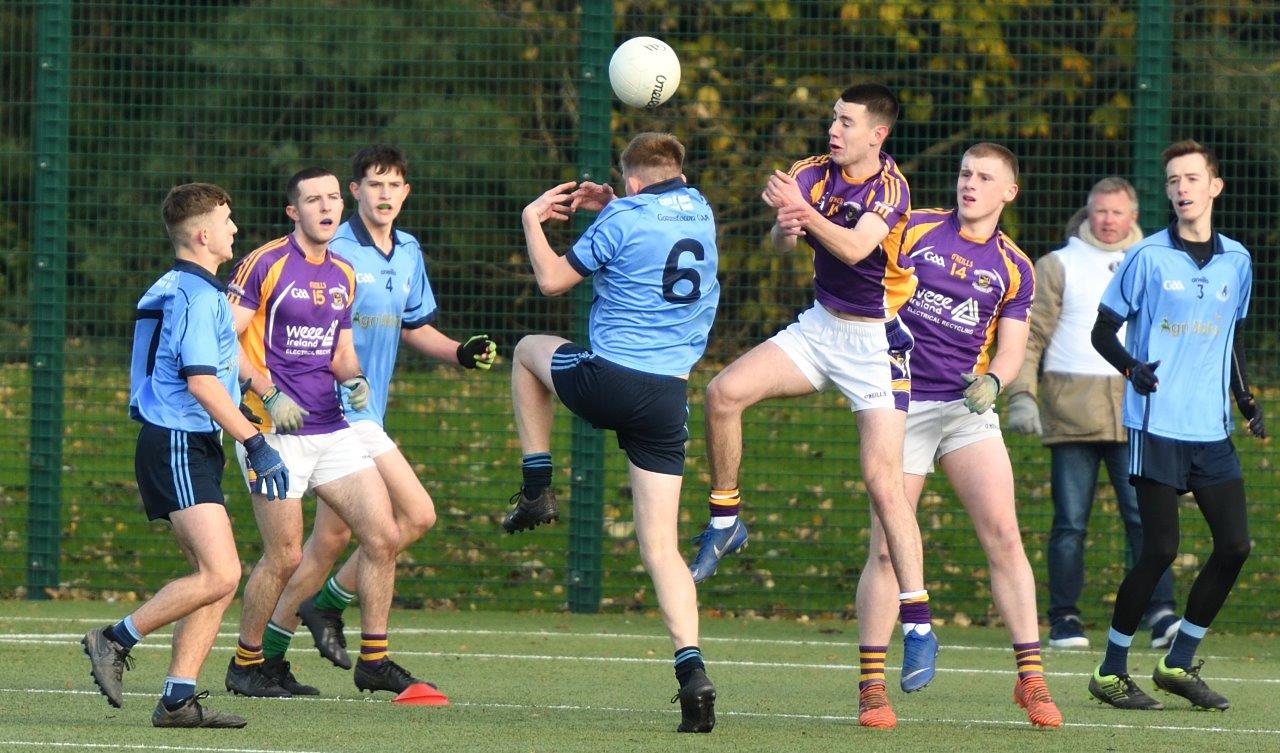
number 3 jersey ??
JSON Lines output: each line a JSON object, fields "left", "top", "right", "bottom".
{"left": 895, "top": 208, "right": 1035, "bottom": 401}
{"left": 566, "top": 177, "right": 720, "bottom": 376}
{"left": 226, "top": 233, "right": 356, "bottom": 435}
{"left": 328, "top": 216, "right": 437, "bottom": 427}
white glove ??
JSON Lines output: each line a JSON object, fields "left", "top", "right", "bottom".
{"left": 1005, "top": 391, "right": 1042, "bottom": 436}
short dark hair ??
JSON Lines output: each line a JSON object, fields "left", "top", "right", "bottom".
{"left": 1162, "top": 139, "right": 1219, "bottom": 179}
{"left": 161, "top": 182, "right": 231, "bottom": 247}
{"left": 286, "top": 167, "right": 338, "bottom": 205}
{"left": 838, "top": 83, "right": 900, "bottom": 130}
{"left": 963, "top": 142, "right": 1019, "bottom": 182}
{"left": 620, "top": 132, "right": 685, "bottom": 180}
{"left": 351, "top": 144, "right": 408, "bottom": 184}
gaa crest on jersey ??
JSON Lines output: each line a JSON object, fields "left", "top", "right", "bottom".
{"left": 972, "top": 270, "right": 995, "bottom": 294}
{"left": 328, "top": 285, "right": 349, "bottom": 310}
{"left": 1216, "top": 283, "right": 1230, "bottom": 302}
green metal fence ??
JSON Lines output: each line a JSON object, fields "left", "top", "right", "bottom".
{"left": 1, "top": 1, "right": 1276, "bottom": 629}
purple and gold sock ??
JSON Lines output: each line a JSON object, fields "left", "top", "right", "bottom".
{"left": 898, "top": 591, "right": 931, "bottom": 633}
{"left": 234, "top": 640, "right": 264, "bottom": 668}
{"left": 858, "top": 645, "right": 888, "bottom": 690}
{"left": 359, "top": 633, "right": 389, "bottom": 668}
{"left": 1014, "top": 641, "right": 1043, "bottom": 680}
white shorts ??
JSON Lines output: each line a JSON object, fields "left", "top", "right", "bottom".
{"left": 235, "top": 427, "right": 374, "bottom": 500}
{"left": 769, "top": 302, "right": 913, "bottom": 412}
{"left": 902, "top": 399, "right": 1003, "bottom": 476}
{"left": 349, "top": 419, "right": 399, "bottom": 459}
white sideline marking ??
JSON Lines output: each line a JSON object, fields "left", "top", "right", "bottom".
{"left": 0, "top": 619, "right": 1237, "bottom": 659}
{"left": 10, "top": 635, "right": 1278, "bottom": 684}
{"left": 1, "top": 687, "right": 1278, "bottom": 737}
{"left": 0, "top": 742, "right": 330, "bottom": 753}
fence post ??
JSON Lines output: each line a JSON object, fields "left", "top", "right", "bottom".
{"left": 566, "top": 0, "right": 612, "bottom": 613}
{"left": 1133, "top": 0, "right": 1171, "bottom": 224}
{"left": 27, "top": 0, "right": 71, "bottom": 599}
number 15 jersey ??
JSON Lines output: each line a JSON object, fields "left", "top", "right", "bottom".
{"left": 566, "top": 177, "right": 720, "bottom": 376}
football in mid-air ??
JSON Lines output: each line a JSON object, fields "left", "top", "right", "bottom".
{"left": 608, "top": 37, "right": 681, "bottom": 109}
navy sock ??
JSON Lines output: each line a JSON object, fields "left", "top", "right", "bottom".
{"left": 674, "top": 646, "right": 705, "bottom": 686}
{"left": 1165, "top": 620, "right": 1207, "bottom": 669}
{"left": 105, "top": 615, "right": 142, "bottom": 650}
{"left": 1099, "top": 628, "right": 1133, "bottom": 677}
{"left": 521, "top": 452, "right": 552, "bottom": 498}
{"left": 161, "top": 676, "right": 196, "bottom": 711}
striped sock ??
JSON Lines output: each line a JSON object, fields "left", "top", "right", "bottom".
{"left": 521, "top": 452, "right": 553, "bottom": 498}
{"left": 262, "top": 620, "right": 293, "bottom": 660}
{"left": 1099, "top": 628, "right": 1133, "bottom": 677}
{"left": 234, "top": 640, "right": 264, "bottom": 668}
{"left": 161, "top": 676, "right": 197, "bottom": 711}
{"left": 709, "top": 488, "right": 740, "bottom": 528}
{"left": 359, "top": 633, "right": 389, "bottom": 668}
{"left": 898, "top": 590, "right": 932, "bottom": 635}
{"left": 674, "top": 645, "right": 705, "bottom": 686}
{"left": 1013, "top": 641, "right": 1044, "bottom": 680}
{"left": 1164, "top": 619, "right": 1207, "bottom": 669}
{"left": 858, "top": 645, "right": 888, "bottom": 690}
{"left": 313, "top": 576, "right": 356, "bottom": 613}
{"left": 105, "top": 614, "right": 143, "bottom": 650}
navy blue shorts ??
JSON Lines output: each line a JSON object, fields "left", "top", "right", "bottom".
{"left": 550, "top": 343, "right": 690, "bottom": 475}
{"left": 1128, "top": 428, "right": 1242, "bottom": 494}
{"left": 135, "top": 423, "right": 226, "bottom": 521}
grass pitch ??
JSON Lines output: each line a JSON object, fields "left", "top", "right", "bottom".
{"left": 0, "top": 601, "right": 1276, "bottom": 753}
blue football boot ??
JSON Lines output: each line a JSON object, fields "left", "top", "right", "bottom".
{"left": 900, "top": 629, "right": 939, "bottom": 692}
{"left": 688, "top": 519, "right": 748, "bottom": 583}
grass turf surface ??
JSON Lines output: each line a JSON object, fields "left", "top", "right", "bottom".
{"left": 0, "top": 601, "right": 1276, "bottom": 753}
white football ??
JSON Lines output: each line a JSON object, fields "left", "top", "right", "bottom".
{"left": 608, "top": 37, "right": 681, "bottom": 109}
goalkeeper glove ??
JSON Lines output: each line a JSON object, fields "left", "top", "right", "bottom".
{"left": 263, "top": 386, "right": 309, "bottom": 434}
{"left": 343, "top": 374, "right": 371, "bottom": 412}
{"left": 961, "top": 372, "right": 1001, "bottom": 415}
{"left": 1124, "top": 360, "right": 1160, "bottom": 396}
{"left": 1005, "top": 392, "right": 1042, "bottom": 435}
{"left": 457, "top": 334, "right": 497, "bottom": 370}
{"left": 1236, "top": 392, "right": 1267, "bottom": 438}
{"left": 243, "top": 433, "right": 289, "bottom": 501}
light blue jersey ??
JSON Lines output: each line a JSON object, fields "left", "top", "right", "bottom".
{"left": 566, "top": 178, "right": 720, "bottom": 376}
{"left": 1098, "top": 225, "right": 1252, "bottom": 441}
{"left": 129, "top": 260, "right": 240, "bottom": 433}
{"left": 328, "top": 215, "right": 437, "bottom": 425}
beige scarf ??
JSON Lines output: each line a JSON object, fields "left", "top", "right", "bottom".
{"left": 1078, "top": 221, "right": 1144, "bottom": 252}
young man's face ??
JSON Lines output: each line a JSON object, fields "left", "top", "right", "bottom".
{"left": 350, "top": 166, "right": 410, "bottom": 230}
{"left": 1087, "top": 191, "right": 1138, "bottom": 246}
{"left": 202, "top": 202, "right": 238, "bottom": 263}
{"left": 1165, "top": 152, "right": 1222, "bottom": 225}
{"left": 956, "top": 154, "right": 1018, "bottom": 225}
{"left": 287, "top": 175, "right": 343, "bottom": 245}
{"left": 828, "top": 100, "right": 885, "bottom": 168}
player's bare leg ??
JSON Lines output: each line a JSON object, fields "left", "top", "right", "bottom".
{"left": 940, "top": 439, "right": 1061, "bottom": 727}
{"left": 503, "top": 334, "right": 569, "bottom": 533}
{"left": 632, "top": 460, "right": 715, "bottom": 733}
{"left": 315, "top": 470, "right": 399, "bottom": 635}
{"left": 167, "top": 509, "right": 241, "bottom": 680}
{"left": 694, "top": 341, "right": 816, "bottom": 581}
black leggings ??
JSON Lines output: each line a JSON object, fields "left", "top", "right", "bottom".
{"left": 1109, "top": 478, "right": 1251, "bottom": 635}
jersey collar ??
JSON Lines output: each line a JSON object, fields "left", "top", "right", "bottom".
{"left": 638, "top": 177, "right": 687, "bottom": 195}
{"left": 172, "top": 259, "right": 226, "bottom": 291}
{"left": 1166, "top": 221, "right": 1224, "bottom": 257}
{"left": 347, "top": 213, "right": 400, "bottom": 259}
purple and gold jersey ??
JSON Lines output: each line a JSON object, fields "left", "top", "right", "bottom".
{"left": 896, "top": 208, "right": 1034, "bottom": 401}
{"left": 226, "top": 234, "right": 356, "bottom": 435}
{"left": 790, "top": 151, "right": 914, "bottom": 318}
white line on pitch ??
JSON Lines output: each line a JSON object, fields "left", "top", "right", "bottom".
{"left": 0, "top": 742, "right": 331, "bottom": 753}
{"left": 5, "top": 637, "right": 1276, "bottom": 684}
{"left": 1, "top": 687, "right": 1277, "bottom": 736}
{"left": 0, "top": 620, "right": 1241, "bottom": 659}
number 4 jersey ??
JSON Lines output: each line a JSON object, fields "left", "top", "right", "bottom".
{"left": 566, "top": 177, "right": 720, "bottom": 376}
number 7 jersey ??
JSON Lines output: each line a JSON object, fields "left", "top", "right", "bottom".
{"left": 566, "top": 177, "right": 720, "bottom": 376}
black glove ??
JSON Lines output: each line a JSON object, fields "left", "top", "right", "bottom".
{"left": 1236, "top": 392, "right": 1267, "bottom": 439}
{"left": 238, "top": 378, "right": 263, "bottom": 425}
{"left": 457, "top": 334, "right": 497, "bottom": 370}
{"left": 1125, "top": 360, "right": 1160, "bottom": 396}
{"left": 243, "top": 433, "right": 289, "bottom": 501}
